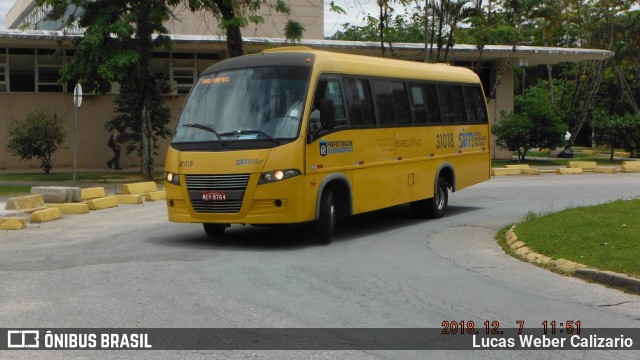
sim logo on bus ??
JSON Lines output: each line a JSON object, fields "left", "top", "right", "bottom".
{"left": 458, "top": 128, "right": 474, "bottom": 149}
{"left": 320, "top": 140, "right": 328, "bottom": 157}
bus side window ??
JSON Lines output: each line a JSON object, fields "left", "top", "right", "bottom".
{"left": 463, "top": 86, "right": 488, "bottom": 123}
{"left": 373, "top": 80, "right": 396, "bottom": 125}
{"left": 391, "top": 81, "right": 410, "bottom": 125}
{"left": 410, "top": 84, "right": 427, "bottom": 124}
{"left": 424, "top": 83, "right": 441, "bottom": 123}
{"left": 311, "top": 77, "right": 347, "bottom": 132}
{"left": 437, "top": 84, "right": 465, "bottom": 124}
{"left": 345, "top": 78, "right": 375, "bottom": 127}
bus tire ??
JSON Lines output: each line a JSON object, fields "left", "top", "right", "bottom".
{"left": 411, "top": 176, "right": 448, "bottom": 219}
{"left": 203, "top": 223, "right": 228, "bottom": 237}
{"left": 316, "top": 190, "right": 336, "bottom": 244}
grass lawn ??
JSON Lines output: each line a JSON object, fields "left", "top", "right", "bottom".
{"left": 512, "top": 199, "right": 640, "bottom": 278}
{"left": 0, "top": 171, "right": 164, "bottom": 183}
{"left": 492, "top": 147, "right": 627, "bottom": 167}
{"left": 0, "top": 185, "right": 32, "bottom": 197}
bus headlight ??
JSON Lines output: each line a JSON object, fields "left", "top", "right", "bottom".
{"left": 259, "top": 169, "right": 301, "bottom": 184}
{"left": 165, "top": 172, "right": 180, "bottom": 185}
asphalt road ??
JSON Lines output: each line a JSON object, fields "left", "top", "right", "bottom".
{"left": 1, "top": 173, "right": 639, "bottom": 359}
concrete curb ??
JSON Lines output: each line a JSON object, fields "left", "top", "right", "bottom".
{"left": 145, "top": 190, "right": 166, "bottom": 202}
{"left": 114, "top": 194, "right": 145, "bottom": 205}
{"left": 31, "top": 208, "right": 62, "bottom": 223}
{"left": 86, "top": 196, "right": 119, "bottom": 210}
{"left": 122, "top": 182, "right": 158, "bottom": 195}
{"left": 46, "top": 203, "right": 90, "bottom": 214}
{"left": 4, "top": 194, "right": 46, "bottom": 213}
{"left": 504, "top": 226, "right": 640, "bottom": 294}
{"left": 492, "top": 161, "right": 640, "bottom": 176}
{"left": 0, "top": 217, "right": 28, "bottom": 230}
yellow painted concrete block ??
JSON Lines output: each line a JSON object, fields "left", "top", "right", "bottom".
{"left": 5, "top": 194, "right": 45, "bottom": 212}
{"left": 0, "top": 217, "right": 27, "bottom": 230}
{"left": 567, "top": 161, "right": 597, "bottom": 170}
{"left": 556, "top": 168, "right": 583, "bottom": 175}
{"left": 593, "top": 167, "right": 617, "bottom": 174}
{"left": 81, "top": 187, "right": 106, "bottom": 200}
{"left": 537, "top": 256, "right": 553, "bottom": 266}
{"left": 491, "top": 168, "right": 521, "bottom": 176}
{"left": 514, "top": 246, "right": 532, "bottom": 256}
{"left": 552, "top": 259, "right": 586, "bottom": 274}
{"left": 521, "top": 168, "right": 541, "bottom": 175}
{"left": 509, "top": 240, "right": 525, "bottom": 250}
{"left": 122, "top": 181, "right": 158, "bottom": 195}
{"left": 505, "top": 230, "right": 518, "bottom": 246}
{"left": 115, "top": 194, "right": 145, "bottom": 205}
{"left": 31, "top": 208, "right": 62, "bottom": 223}
{"left": 87, "top": 196, "right": 119, "bottom": 210}
{"left": 524, "top": 252, "right": 543, "bottom": 263}
{"left": 621, "top": 161, "right": 640, "bottom": 173}
{"left": 46, "top": 203, "right": 90, "bottom": 214}
{"left": 505, "top": 164, "right": 530, "bottom": 169}
{"left": 145, "top": 190, "right": 166, "bottom": 202}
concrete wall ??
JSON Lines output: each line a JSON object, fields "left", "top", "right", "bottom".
{"left": 166, "top": 1, "right": 324, "bottom": 40}
{"left": 490, "top": 59, "right": 515, "bottom": 160}
{"left": 6, "top": 0, "right": 324, "bottom": 40}
{"left": 0, "top": 93, "right": 184, "bottom": 170}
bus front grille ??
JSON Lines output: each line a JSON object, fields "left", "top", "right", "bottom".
{"left": 185, "top": 174, "right": 250, "bottom": 213}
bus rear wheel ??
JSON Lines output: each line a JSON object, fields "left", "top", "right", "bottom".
{"left": 203, "top": 223, "right": 229, "bottom": 237}
{"left": 315, "top": 190, "right": 336, "bottom": 244}
{"left": 411, "top": 176, "right": 448, "bottom": 219}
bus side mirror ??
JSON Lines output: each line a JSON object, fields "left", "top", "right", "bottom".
{"left": 319, "top": 99, "right": 335, "bottom": 131}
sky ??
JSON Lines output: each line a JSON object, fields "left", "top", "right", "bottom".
{"left": 0, "top": 0, "right": 382, "bottom": 37}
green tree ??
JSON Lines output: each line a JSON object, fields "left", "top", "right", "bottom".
{"left": 492, "top": 111, "right": 533, "bottom": 161}
{"left": 492, "top": 83, "right": 566, "bottom": 160}
{"left": 37, "top": 0, "right": 174, "bottom": 180}
{"left": 593, "top": 111, "right": 640, "bottom": 159}
{"left": 182, "top": 0, "right": 306, "bottom": 57}
{"left": 6, "top": 110, "right": 66, "bottom": 174}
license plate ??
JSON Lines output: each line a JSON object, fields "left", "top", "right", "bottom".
{"left": 202, "top": 191, "right": 227, "bottom": 201}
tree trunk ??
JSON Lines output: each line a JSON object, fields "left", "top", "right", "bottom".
{"left": 614, "top": 60, "right": 640, "bottom": 114}
{"left": 567, "top": 60, "right": 607, "bottom": 148}
{"left": 216, "top": 0, "right": 244, "bottom": 57}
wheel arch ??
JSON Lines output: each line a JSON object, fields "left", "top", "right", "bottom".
{"left": 435, "top": 163, "right": 456, "bottom": 193}
{"left": 315, "top": 173, "right": 353, "bottom": 221}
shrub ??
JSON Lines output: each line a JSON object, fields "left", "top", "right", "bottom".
{"left": 6, "top": 110, "right": 66, "bottom": 174}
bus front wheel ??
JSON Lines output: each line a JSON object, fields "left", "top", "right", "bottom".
{"left": 411, "top": 176, "right": 448, "bottom": 219}
{"left": 203, "top": 223, "right": 229, "bottom": 237}
{"left": 316, "top": 190, "right": 336, "bottom": 244}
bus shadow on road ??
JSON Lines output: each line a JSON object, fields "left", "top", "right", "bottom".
{"left": 150, "top": 204, "right": 482, "bottom": 251}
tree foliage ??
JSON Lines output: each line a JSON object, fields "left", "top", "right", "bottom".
{"left": 333, "top": 1, "right": 640, "bottom": 148}
{"left": 6, "top": 110, "right": 66, "bottom": 174}
{"left": 37, "top": 0, "right": 175, "bottom": 180}
{"left": 492, "top": 83, "right": 565, "bottom": 161}
{"left": 592, "top": 111, "right": 640, "bottom": 159}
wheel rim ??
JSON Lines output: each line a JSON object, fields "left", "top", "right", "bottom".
{"left": 435, "top": 184, "right": 445, "bottom": 210}
{"left": 329, "top": 203, "right": 336, "bottom": 229}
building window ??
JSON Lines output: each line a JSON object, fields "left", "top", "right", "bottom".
{"left": 37, "top": 48, "right": 63, "bottom": 93}
{"left": 8, "top": 48, "right": 36, "bottom": 92}
{"left": 0, "top": 48, "right": 7, "bottom": 92}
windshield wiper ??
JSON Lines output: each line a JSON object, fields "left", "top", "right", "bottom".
{"left": 182, "top": 123, "right": 226, "bottom": 146}
{"left": 220, "top": 130, "right": 281, "bottom": 145}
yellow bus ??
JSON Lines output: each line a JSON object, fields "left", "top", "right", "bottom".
{"left": 165, "top": 47, "right": 490, "bottom": 243}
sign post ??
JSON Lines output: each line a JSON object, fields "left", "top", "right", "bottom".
{"left": 73, "top": 83, "right": 83, "bottom": 186}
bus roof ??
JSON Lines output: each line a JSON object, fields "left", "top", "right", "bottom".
{"left": 204, "top": 47, "right": 482, "bottom": 85}
{"left": 262, "top": 47, "right": 481, "bottom": 84}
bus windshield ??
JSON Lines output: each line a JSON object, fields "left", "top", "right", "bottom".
{"left": 173, "top": 66, "right": 311, "bottom": 145}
